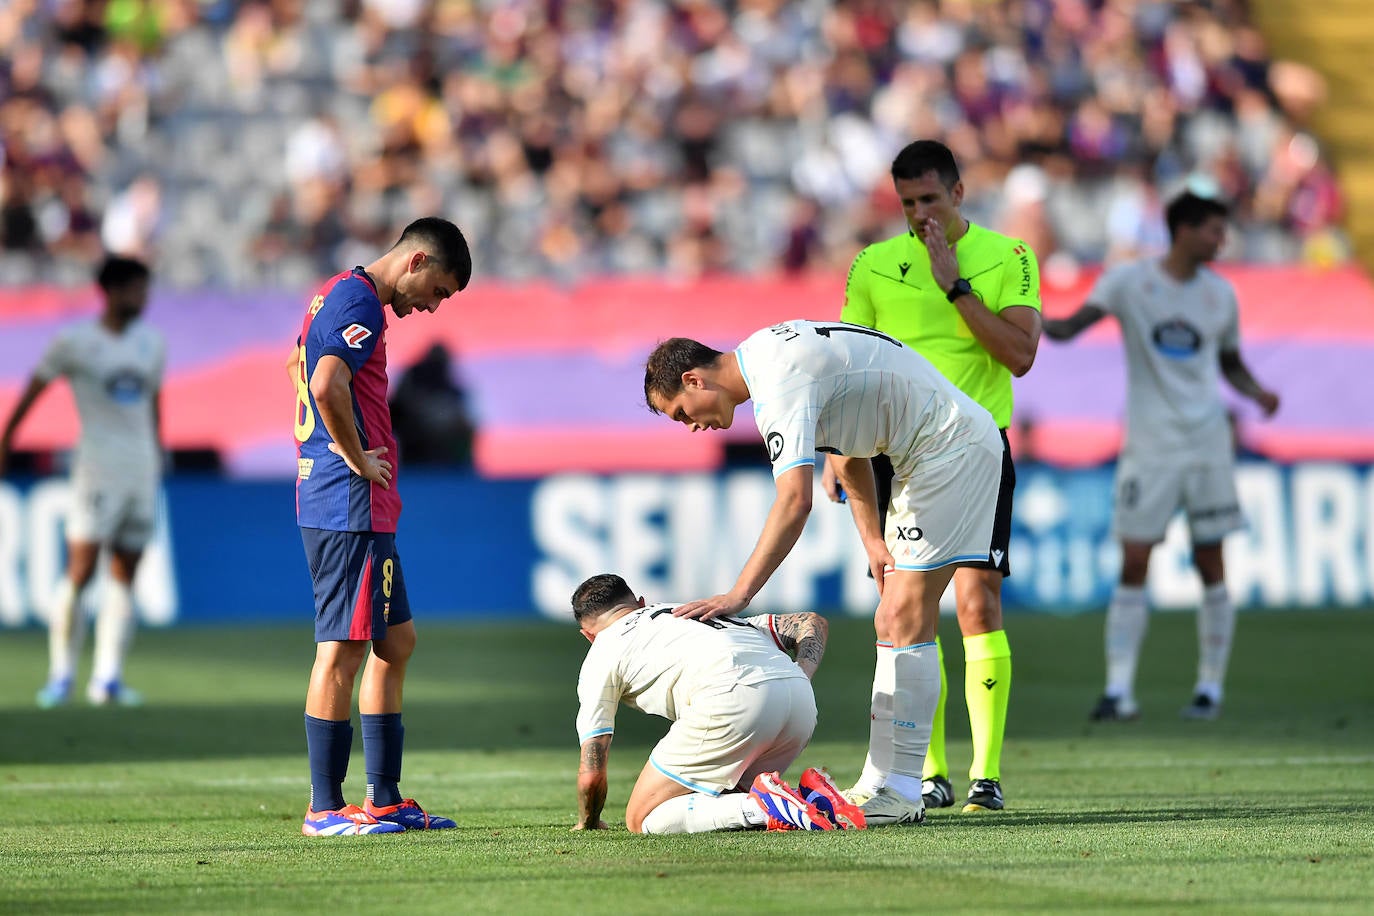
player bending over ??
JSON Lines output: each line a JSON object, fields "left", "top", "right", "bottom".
{"left": 571, "top": 573, "right": 864, "bottom": 833}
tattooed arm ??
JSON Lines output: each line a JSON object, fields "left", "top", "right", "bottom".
{"left": 573, "top": 734, "right": 613, "bottom": 830}
{"left": 769, "top": 612, "right": 829, "bottom": 679}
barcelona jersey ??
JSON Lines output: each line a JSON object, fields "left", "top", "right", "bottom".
{"left": 293, "top": 268, "right": 401, "bottom": 532}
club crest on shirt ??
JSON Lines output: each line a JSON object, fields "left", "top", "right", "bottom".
{"left": 1151, "top": 318, "right": 1202, "bottom": 358}
{"left": 342, "top": 323, "right": 373, "bottom": 349}
{"left": 104, "top": 369, "right": 147, "bottom": 403}
{"left": 766, "top": 431, "right": 785, "bottom": 462}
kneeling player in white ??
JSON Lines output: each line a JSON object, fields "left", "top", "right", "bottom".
{"left": 571, "top": 574, "right": 864, "bottom": 833}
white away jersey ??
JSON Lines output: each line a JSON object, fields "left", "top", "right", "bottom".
{"left": 735, "top": 320, "right": 998, "bottom": 481}
{"left": 575, "top": 607, "right": 805, "bottom": 743}
{"left": 1088, "top": 260, "right": 1240, "bottom": 461}
{"left": 34, "top": 318, "right": 165, "bottom": 481}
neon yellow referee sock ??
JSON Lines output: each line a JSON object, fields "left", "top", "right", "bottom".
{"left": 921, "top": 636, "right": 949, "bottom": 780}
{"left": 964, "top": 630, "right": 1011, "bottom": 781}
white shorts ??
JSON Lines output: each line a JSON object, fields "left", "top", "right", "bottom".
{"left": 887, "top": 431, "right": 1003, "bottom": 571}
{"left": 66, "top": 474, "right": 158, "bottom": 551}
{"left": 648, "top": 677, "right": 817, "bottom": 796}
{"left": 1113, "top": 455, "right": 1242, "bottom": 545}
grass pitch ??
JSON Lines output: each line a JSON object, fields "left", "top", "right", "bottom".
{"left": 1, "top": 609, "right": 1371, "bottom": 914}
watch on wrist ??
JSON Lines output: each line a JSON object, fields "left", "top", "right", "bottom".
{"left": 946, "top": 278, "right": 973, "bottom": 302}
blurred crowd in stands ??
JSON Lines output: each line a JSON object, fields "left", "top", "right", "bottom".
{"left": 0, "top": 0, "right": 1349, "bottom": 289}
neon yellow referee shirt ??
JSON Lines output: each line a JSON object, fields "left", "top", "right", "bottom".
{"left": 841, "top": 223, "right": 1041, "bottom": 428}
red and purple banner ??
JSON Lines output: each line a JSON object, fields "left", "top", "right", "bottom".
{"left": 1, "top": 266, "right": 1368, "bottom": 477}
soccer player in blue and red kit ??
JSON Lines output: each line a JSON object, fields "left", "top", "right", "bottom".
{"left": 291, "top": 217, "right": 472, "bottom": 836}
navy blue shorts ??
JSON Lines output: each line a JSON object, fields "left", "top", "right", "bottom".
{"left": 300, "top": 528, "right": 412, "bottom": 643}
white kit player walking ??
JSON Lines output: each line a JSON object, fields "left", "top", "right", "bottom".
{"left": 643, "top": 319, "right": 1006, "bottom": 825}
{"left": 1045, "top": 192, "right": 1280, "bottom": 721}
{"left": 570, "top": 573, "right": 864, "bottom": 833}
{"left": 0, "top": 256, "right": 166, "bottom": 708}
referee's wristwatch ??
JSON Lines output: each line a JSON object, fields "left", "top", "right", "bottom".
{"left": 945, "top": 278, "right": 973, "bottom": 302}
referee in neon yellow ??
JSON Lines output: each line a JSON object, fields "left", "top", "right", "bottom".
{"left": 822, "top": 140, "right": 1041, "bottom": 813}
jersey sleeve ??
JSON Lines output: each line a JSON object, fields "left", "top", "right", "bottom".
{"left": 150, "top": 329, "right": 168, "bottom": 388}
{"left": 736, "top": 334, "right": 820, "bottom": 477}
{"left": 1218, "top": 279, "right": 1241, "bottom": 352}
{"left": 742, "top": 614, "right": 788, "bottom": 653}
{"left": 840, "top": 246, "right": 876, "bottom": 326}
{"left": 314, "top": 286, "right": 382, "bottom": 376}
{"left": 756, "top": 390, "right": 819, "bottom": 477}
{"left": 33, "top": 326, "right": 76, "bottom": 383}
{"left": 574, "top": 650, "right": 621, "bottom": 743}
{"left": 993, "top": 239, "right": 1041, "bottom": 313}
{"left": 1086, "top": 264, "right": 1129, "bottom": 316}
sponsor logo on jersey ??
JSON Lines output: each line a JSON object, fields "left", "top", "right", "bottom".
{"left": 342, "top": 323, "right": 373, "bottom": 349}
{"left": 991, "top": 549, "right": 1005, "bottom": 565}
{"left": 308, "top": 294, "right": 326, "bottom": 316}
{"left": 297, "top": 458, "right": 314, "bottom": 480}
{"left": 105, "top": 370, "right": 147, "bottom": 403}
{"left": 766, "top": 432, "right": 785, "bottom": 462}
{"left": 1151, "top": 318, "right": 1203, "bottom": 358}
{"left": 898, "top": 261, "right": 911, "bottom": 278}
{"left": 895, "top": 526, "right": 924, "bottom": 541}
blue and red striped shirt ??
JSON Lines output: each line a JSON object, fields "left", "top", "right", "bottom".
{"left": 294, "top": 268, "right": 401, "bottom": 532}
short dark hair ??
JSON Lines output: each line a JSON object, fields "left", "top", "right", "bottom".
{"left": 395, "top": 217, "right": 473, "bottom": 291}
{"left": 1165, "top": 192, "right": 1229, "bottom": 240}
{"left": 571, "top": 574, "right": 637, "bottom": 623}
{"left": 891, "top": 140, "right": 960, "bottom": 188}
{"left": 96, "top": 255, "right": 150, "bottom": 291}
{"left": 643, "top": 337, "right": 724, "bottom": 413}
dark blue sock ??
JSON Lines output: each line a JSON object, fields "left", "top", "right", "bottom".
{"left": 305, "top": 714, "right": 351, "bottom": 812}
{"left": 362, "top": 713, "right": 404, "bottom": 807}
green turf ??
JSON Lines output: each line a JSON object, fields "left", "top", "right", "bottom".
{"left": 1, "top": 609, "right": 1371, "bottom": 914}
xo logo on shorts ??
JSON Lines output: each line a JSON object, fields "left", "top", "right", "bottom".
{"left": 895, "top": 526, "right": 924, "bottom": 541}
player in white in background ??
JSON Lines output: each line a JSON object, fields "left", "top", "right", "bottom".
{"left": 571, "top": 573, "right": 865, "bottom": 833}
{"left": 644, "top": 320, "right": 1005, "bottom": 825}
{"left": 1044, "top": 192, "right": 1280, "bottom": 721}
{"left": 0, "top": 255, "right": 166, "bottom": 708}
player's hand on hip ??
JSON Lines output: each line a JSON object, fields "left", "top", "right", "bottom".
{"left": 1257, "top": 390, "right": 1280, "bottom": 418}
{"left": 673, "top": 593, "right": 748, "bottom": 620}
{"left": 918, "top": 218, "right": 960, "bottom": 290}
{"left": 328, "top": 442, "right": 392, "bottom": 488}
